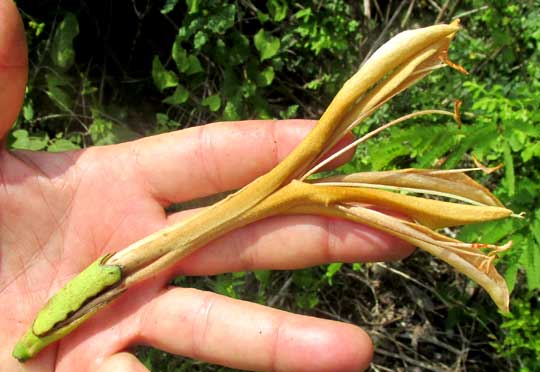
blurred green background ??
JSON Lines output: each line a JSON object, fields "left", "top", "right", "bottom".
{"left": 11, "top": 0, "right": 540, "bottom": 370}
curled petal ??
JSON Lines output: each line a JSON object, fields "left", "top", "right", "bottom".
{"left": 283, "top": 202, "right": 510, "bottom": 312}
{"left": 269, "top": 181, "right": 510, "bottom": 229}
{"left": 319, "top": 169, "right": 504, "bottom": 207}
{"left": 297, "top": 22, "right": 462, "bottom": 173}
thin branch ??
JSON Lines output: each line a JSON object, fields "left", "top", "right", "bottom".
{"left": 435, "top": 0, "right": 451, "bottom": 23}
{"left": 360, "top": 1, "right": 409, "bottom": 65}
{"left": 453, "top": 5, "right": 489, "bottom": 19}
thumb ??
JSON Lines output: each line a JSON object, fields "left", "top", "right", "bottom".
{"left": 0, "top": 0, "right": 27, "bottom": 143}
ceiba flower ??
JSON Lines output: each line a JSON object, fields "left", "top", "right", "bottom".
{"left": 13, "top": 20, "right": 514, "bottom": 361}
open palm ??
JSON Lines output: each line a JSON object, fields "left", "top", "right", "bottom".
{"left": 0, "top": 2, "right": 412, "bottom": 371}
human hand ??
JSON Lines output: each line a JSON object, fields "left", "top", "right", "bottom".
{"left": 0, "top": 2, "right": 413, "bottom": 371}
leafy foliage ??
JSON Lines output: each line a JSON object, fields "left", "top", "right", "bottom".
{"left": 151, "top": 0, "right": 362, "bottom": 123}
{"left": 492, "top": 294, "right": 540, "bottom": 371}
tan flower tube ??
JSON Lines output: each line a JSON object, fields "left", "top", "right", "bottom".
{"left": 13, "top": 20, "right": 514, "bottom": 361}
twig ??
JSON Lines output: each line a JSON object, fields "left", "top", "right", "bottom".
{"left": 360, "top": 1, "right": 409, "bottom": 65}
{"left": 398, "top": 333, "right": 462, "bottom": 355}
{"left": 267, "top": 275, "right": 293, "bottom": 307}
{"left": 470, "top": 46, "right": 504, "bottom": 75}
{"left": 401, "top": 0, "right": 416, "bottom": 28}
{"left": 447, "top": 0, "right": 462, "bottom": 19}
{"left": 372, "top": 0, "right": 384, "bottom": 19}
{"left": 426, "top": 0, "right": 442, "bottom": 12}
{"left": 374, "top": 262, "right": 455, "bottom": 308}
{"left": 363, "top": 0, "right": 371, "bottom": 18}
{"left": 376, "top": 348, "right": 450, "bottom": 372}
{"left": 313, "top": 308, "right": 350, "bottom": 323}
{"left": 435, "top": 0, "right": 451, "bottom": 24}
{"left": 453, "top": 5, "right": 489, "bottom": 19}
{"left": 345, "top": 271, "right": 380, "bottom": 315}
{"left": 370, "top": 364, "right": 395, "bottom": 372}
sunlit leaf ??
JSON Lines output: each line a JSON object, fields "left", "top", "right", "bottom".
{"left": 186, "top": 0, "right": 200, "bottom": 14}
{"left": 267, "top": 0, "right": 288, "bottom": 21}
{"left": 89, "top": 118, "right": 138, "bottom": 145}
{"left": 151, "top": 56, "right": 178, "bottom": 92}
{"left": 254, "top": 29, "right": 280, "bottom": 61}
{"left": 162, "top": 85, "right": 190, "bottom": 105}
{"left": 45, "top": 73, "right": 72, "bottom": 111}
{"left": 47, "top": 139, "right": 80, "bottom": 152}
{"left": 201, "top": 94, "right": 221, "bottom": 112}
{"left": 50, "top": 13, "right": 79, "bottom": 69}
{"left": 161, "top": 0, "right": 179, "bottom": 14}
{"left": 255, "top": 66, "right": 275, "bottom": 87}
{"left": 10, "top": 129, "right": 48, "bottom": 151}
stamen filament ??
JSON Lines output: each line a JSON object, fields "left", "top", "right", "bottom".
{"left": 301, "top": 109, "right": 455, "bottom": 181}
{"left": 411, "top": 63, "right": 446, "bottom": 75}
{"left": 444, "top": 240, "right": 512, "bottom": 253}
{"left": 427, "top": 168, "right": 490, "bottom": 174}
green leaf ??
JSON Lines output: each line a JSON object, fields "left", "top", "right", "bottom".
{"left": 45, "top": 73, "right": 72, "bottom": 111}
{"left": 525, "top": 214, "right": 540, "bottom": 289}
{"left": 187, "top": 55, "right": 203, "bottom": 74}
{"left": 305, "top": 76, "right": 326, "bottom": 90}
{"left": 47, "top": 138, "right": 80, "bottom": 152}
{"left": 207, "top": 4, "right": 236, "bottom": 33}
{"left": 292, "top": 269, "right": 320, "bottom": 309}
{"left": 212, "top": 274, "right": 242, "bottom": 299}
{"left": 522, "top": 142, "right": 540, "bottom": 162}
{"left": 151, "top": 56, "right": 178, "bottom": 92}
{"left": 295, "top": 291, "right": 319, "bottom": 309}
{"left": 50, "top": 13, "right": 79, "bottom": 70}
{"left": 324, "top": 263, "right": 342, "bottom": 285}
{"left": 267, "top": 0, "right": 288, "bottom": 21}
{"left": 194, "top": 31, "right": 208, "bottom": 49}
{"left": 241, "top": 81, "right": 257, "bottom": 98}
{"left": 161, "top": 0, "right": 179, "bottom": 14}
{"left": 255, "top": 66, "right": 275, "bottom": 87}
{"left": 89, "top": 118, "right": 138, "bottom": 145}
{"left": 162, "top": 85, "right": 190, "bottom": 105}
{"left": 414, "top": 129, "right": 459, "bottom": 168}
{"left": 369, "top": 141, "right": 410, "bottom": 170}
{"left": 186, "top": 0, "right": 200, "bottom": 14}
{"left": 254, "top": 270, "right": 271, "bottom": 285}
{"left": 279, "top": 104, "right": 299, "bottom": 119}
{"left": 230, "top": 32, "right": 250, "bottom": 65}
{"left": 295, "top": 7, "right": 312, "bottom": 20}
{"left": 22, "top": 101, "right": 34, "bottom": 121}
{"left": 10, "top": 129, "right": 48, "bottom": 151}
{"left": 223, "top": 100, "right": 241, "bottom": 121}
{"left": 28, "top": 20, "right": 45, "bottom": 37}
{"left": 201, "top": 94, "right": 221, "bottom": 112}
{"left": 155, "top": 112, "right": 179, "bottom": 133}
{"left": 256, "top": 11, "right": 270, "bottom": 23}
{"left": 172, "top": 39, "right": 189, "bottom": 72}
{"left": 254, "top": 29, "right": 280, "bottom": 61}
{"left": 292, "top": 268, "right": 318, "bottom": 288}
{"left": 504, "top": 256, "right": 520, "bottom": 293}
{"left": 503, "top": 141, "right": 515, "bottom": 196}
{"left": 81, "top": 77, "right": 98, "bottom": 96}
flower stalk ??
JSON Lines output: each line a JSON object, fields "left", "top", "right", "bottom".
{"left": 13, "top": 20, "right": 514, "bottom": 361}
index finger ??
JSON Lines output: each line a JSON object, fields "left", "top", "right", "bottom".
{"left": 106, "top": 120, "right": 354, "bottom": 204}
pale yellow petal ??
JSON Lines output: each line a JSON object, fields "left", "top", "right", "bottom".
{"left": 321, "top": 169, "right": 504, "bottom": 207}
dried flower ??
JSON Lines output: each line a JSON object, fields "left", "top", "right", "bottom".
{"left": 14, "top": 20, "right": 514, "bottom": 361}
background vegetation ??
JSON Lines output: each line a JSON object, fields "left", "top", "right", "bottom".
{"left": 11, "top": 0, "right": 540, "bottom": 370}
